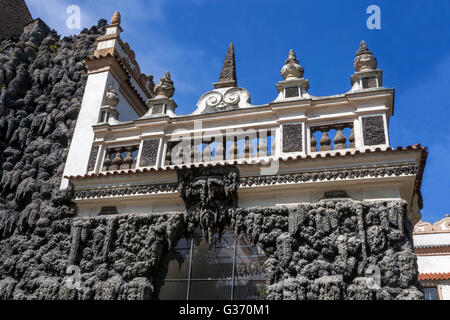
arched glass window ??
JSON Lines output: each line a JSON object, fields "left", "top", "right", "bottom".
{"left": 155, "top": 228, "right": 267, "bottom": 300}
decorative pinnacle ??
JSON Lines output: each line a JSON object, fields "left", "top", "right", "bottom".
{"left": 154, "top": 71, "right": 175, "bottom": 98}
{"left": 214, "top": 42, "right": 237, "bottom": 89}
{"left": 111, "top": 11, "right": 121, "bottom": 25}
{"left": 281, "top": 49, "right": 304, "bottom": 80}
{"left": 105, "top": 86, "right": 119, "bottom": 108}
{"left": 354, "top": 40, "right": 377, "bottom": 72}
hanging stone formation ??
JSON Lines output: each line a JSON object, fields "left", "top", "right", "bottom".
{"left": 0, "top": 5, "right": 426, "bottom": 301}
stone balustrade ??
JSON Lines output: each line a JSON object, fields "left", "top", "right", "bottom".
{"left": 102, "top": 145, "right": 139, "bottom": 171}
{"left": 165, "top": 129, "right": 276, "bottom": 165}
{"left": 91, "top": 114, "right": 389, "bottom": 174}
{"left": 310, "top": 123, "right": 355, "bottom": 152}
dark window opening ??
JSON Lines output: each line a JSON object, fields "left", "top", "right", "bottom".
{"left": 285, "top": 86, "right": 300, "bottom": 98}
{"left": 362, "top": 77, "right": 377, "bottom": 89}
{"left": 424, "top": 287, "right": 440, "bottom": 300}
{"left": 155, "top": 228, "right": 267, "bottom": 300}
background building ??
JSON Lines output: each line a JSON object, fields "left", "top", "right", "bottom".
{"left": 414, "top": 216, "right": 450, "bottom": 300}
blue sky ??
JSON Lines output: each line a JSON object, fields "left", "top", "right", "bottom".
{"left": 26, "top": 0, "right": 450, "bottom": 222}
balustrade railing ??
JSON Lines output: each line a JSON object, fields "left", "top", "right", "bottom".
{"left": 164, "top": 129, "right": 276, "bottom": 165}
{"left": 93, "top": 121, "right": 360, "bottom": 173}
{"left": 310, "top": 123, "right": 355, "bottom": 152}
{"left": 102, "top": 145, "right": 139, "bottom": 171}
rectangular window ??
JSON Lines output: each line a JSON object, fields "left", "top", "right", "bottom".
{"left": 362, "top": 77, "right": 377, "bottom": 89}
{"left": 285, "top": 86, "right": 299, "bottom": 98}
{"left": 155, "top": 229, "right": 267, "bottom": 300}
{"left": 424, "top": 287, "right": 440, "bottom": 300}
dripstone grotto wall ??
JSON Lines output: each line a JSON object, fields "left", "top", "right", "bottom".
{"left": 0, "top": 19, "right": 424, "bottom": 300}
{"left": 233, "top": 198, "right": 423, "bottom": 300}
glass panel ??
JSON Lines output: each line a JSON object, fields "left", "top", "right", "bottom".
{"left": 233, "top": 280, "right": 267, "bottom": 300}
{"left": 191, "top": 232, "right": 234, "bottom": 280}
{"left": 424, "top": 287, "right": 439, "bottom": 300}
{"left": 190, "top": 280, "right": 232, "bottom": 300}
{"left": 235, "top": 236, "right": 266, "bottom": 281}
{"left": 156, "top": 248, "right": 190, "bottom": 280}
{"left": 157, "top": 281, "right": 189, "bottom": 300}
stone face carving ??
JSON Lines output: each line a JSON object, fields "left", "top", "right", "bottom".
{"left": 154, "top": 72, "right": 175, "bottom": 98}
{"left": 139, "top": 139, "right": 160, "bottom": 167}
{"left": 362, "top": 116, "right": 386, "bottom": 146}
{"left": 214, "top": 42, "right": 237, "bottom": 88}
{"left": 281, "top": 49, "right": 304, "bottom": 80}
{"left": 177, "top": 166, "right": 240, "bottom": 243}
{"left": 282, "top": 123, "right": 303, "bottom": 153}
{"left": 354, "top": 41, "right": 377, "bottom": 72}
{"left": 87, "top": 145, "right": 99, "bottom": 172}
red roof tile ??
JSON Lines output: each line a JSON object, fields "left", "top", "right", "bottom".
{"left": 418, "top": 273, "right": 450, "bottom": 281}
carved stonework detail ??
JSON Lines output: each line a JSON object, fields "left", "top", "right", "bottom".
{"left": 354, "top": 40, "right": 377, "bottom": 72}
{"left": 233, "top": 199, "right": 423, "bottom": 300}
{"left": 139, "top": 139, "right": 160, "bottom": 167}
{"left": 87, "top": 145, "right": 100, "bottom": 172}
{"left": 214, "top": 42, "right": 237, "bottom": 88}
{"left": 362, "top": 116, "right": 386, "bottom": 146}
{"left": 240, "top": 164, "right": 419, "bottom": 187}
{"left": 285, "top": 86, "right": 299, "bottom": 98}
{"left": 282, "top": 123, "right": 303, "bottom": 153}
{"left": 74, "top": 183, "right": 178, "bottom": 200}
{"left": 110, "top": 11, "right": 121, "bottom": 25}
{"left": 154, "top": 72, "right": 175, "bottom": 98}
{"left": 177, "top": 166, "right": 240, "bottom": 243}
{"left": 414, "top": 216, "right": 450, "bottom": 234}
{"left": 362, "top": 77, "right": 377, "bottom": 89}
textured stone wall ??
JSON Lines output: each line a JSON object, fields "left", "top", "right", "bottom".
{"left": 233, "top": 199, "right": 423, "bottom": 300}
{"left": 0, "top": 17, "right": 111, "bottom": 299}
{"left": 0, "top": 17, "right": 423, "bottom": 300}
{"left": 0, "top": 213, "right": 184, "bottom": 300}
{"left": 0, "top": 0, "right": 33, "bottom": 39}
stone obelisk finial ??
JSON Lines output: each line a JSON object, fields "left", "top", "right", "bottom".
{"left": 214, "top": 42, "right": 237, "bottom": 89}
{"left": 353, "top": 40, "right": 377, "bottom": 72}
{"left": 350, "top": 40, "right": 382, "bottom": 91}
{"left": 281, "top": 49, "right": 304, "bottom": 80}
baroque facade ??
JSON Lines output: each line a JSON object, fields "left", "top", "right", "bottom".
{"left": 0, "top": 11, "right": 428, "bottom": 300}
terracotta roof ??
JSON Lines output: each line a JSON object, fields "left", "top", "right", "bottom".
{"left": 418, "top": 273, "right": 450, "bottom": 281}
{"left": 66, "top": 144, "right": 427, "bottom": 181}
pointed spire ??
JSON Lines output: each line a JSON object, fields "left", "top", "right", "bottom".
{"left": 214, "top": 43, "right": 237, "bottom": 89}
{"left": 281, "top": 49, "right": 304, "bottom": 80}
{"left": 110, "top": 11, "right": 121, "bottom": 25}
{"left": 354, "top": 40, "right": 377, "bottom": 72}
